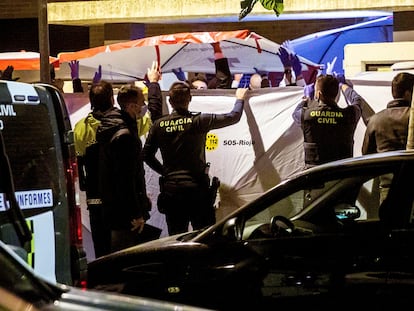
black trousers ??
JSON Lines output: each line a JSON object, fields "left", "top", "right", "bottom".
{"left": 159, "top": 179, "right": 215, "bottom": 236}
{"left": 88, "top": 203, "right": 111, "bottom": 258}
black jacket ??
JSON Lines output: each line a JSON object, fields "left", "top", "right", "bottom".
{"left": 147, "top": 82, "right": 163, "bottom": 121}
{"left": 293, "top": 87, "right": 364, "bottom": 166}
{"left": 96, "top": 108, "right": 150, "bottom": 230}
{"left": 142, "top": 99, "right": 244, "bottom": 178}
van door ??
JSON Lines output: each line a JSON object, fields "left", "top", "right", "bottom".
{"left": 0, "top": 80, "right": 87, "bottom": 286}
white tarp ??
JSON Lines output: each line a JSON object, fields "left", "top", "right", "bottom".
{"left": 144, "top": 87, "right": 306, "bottom": 232}
{"left": 69, "top": 83, "right": 394, "bottom": 237}
{"left": 58, "top": 30, "right": 321, "bottom": 82}
{"left": 67, "top": 87, "right": 306, "bottom": 236}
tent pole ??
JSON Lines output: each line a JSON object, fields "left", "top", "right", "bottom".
{"left": 38, "top": 0, "right": 51, "bottom": 84}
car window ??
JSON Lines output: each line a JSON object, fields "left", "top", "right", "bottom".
{"left": 1, "top": 102, "right": 61, "bottom": 215}
{"left": 242, "top": 171, "right": 397, "bottom": 240}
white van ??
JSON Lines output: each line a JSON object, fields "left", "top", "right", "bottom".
{"left": 0, "top": 80, "right": 87, "bottom": 286}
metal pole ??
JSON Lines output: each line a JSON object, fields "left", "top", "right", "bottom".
{"left": 38, "top": 0, "right": 51, "bottom": 83}
{"left": 406, "top": 85, "right": 414, "bottom": 150}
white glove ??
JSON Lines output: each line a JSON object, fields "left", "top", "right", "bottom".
{"left": 326, "top": 56, "right": 337, "bottom": 75}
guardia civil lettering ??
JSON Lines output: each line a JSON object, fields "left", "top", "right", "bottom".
{"left": 159, "top": 117, "right": 192, "bottom": 127}
{"left": 310, "top": 110, "right": 344, "bottom": 118}
{"left": 310, "top": 110, "right": 343, "bottom": 124}
{"left": 165, "top": 125, "right": 185, "bottom": 132}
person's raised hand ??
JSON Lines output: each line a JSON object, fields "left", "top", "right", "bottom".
{"left": 172, "top": 67, "right": 186, "bottom": 81}
{"left": 92, "top": 65, "right": 102, "bottom": 84}
{"left": 326, "top": 56, "right": 337, "bottom": 75}
{"left": 335, "top": 73, "right": 353, "bottom": 88}
{"left": 0, "top": 65, "right": 15, "bottom": 81}
{"left": 277, "top": 46, "right": 291, "bottom": 68}
{"left": 236, "top": 87, "right": 248, "bottom": 100}
{"left": 147, "top": 60, "right": 161, "bottom": 83}
{"left": 68, "top": 60, "right": 80, "bottom": 80}
{"left": 335, "top": 73, "right": 346, "bottom": 84}
{"left": 281, "top": 40, "right": 294, "bottom": 53}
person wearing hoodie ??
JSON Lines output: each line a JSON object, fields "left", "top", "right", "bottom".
{"left": 277, "top": 44, "right": 306, "bottom": 87}
{"left": 90, "top": 61, "right": 162, "bottom": 254}
{"left": 74, "top": 77, "right": 113, "bottom": 258}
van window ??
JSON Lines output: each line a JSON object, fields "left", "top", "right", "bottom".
{"left": 2, "top": 93, "right": 59, "bottom": 213}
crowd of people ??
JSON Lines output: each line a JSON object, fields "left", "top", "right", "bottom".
{"left": 71, "top": 49, "right": 249, "bottom": 256}
{"left": 2, "top": 41, "right": 413, "bottom": 260}
{"left": 173, "top": 41, "right": 308, "bottom": 90}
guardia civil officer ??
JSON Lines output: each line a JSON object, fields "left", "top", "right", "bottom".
{"left": 142, "top": 81, "right": 248, "bottom": 235}
{"left": 292, "top": 74, "right": 368, "bottom": 168}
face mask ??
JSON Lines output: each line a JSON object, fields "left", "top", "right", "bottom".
{"left": 138, "top": 104, "right": 148, "bottom": 118}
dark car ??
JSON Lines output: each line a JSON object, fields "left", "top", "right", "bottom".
{"left": 88, "top": 150, "right": 414, "bottom": 310}
{"left": 0, "top": 240, "right": 212, "bottom": 311}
